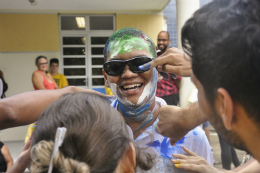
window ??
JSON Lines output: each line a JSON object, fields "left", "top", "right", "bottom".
{"left": 60, "top": 15, "right": 114, "bottom": 94}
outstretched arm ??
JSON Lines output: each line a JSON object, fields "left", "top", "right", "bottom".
{"left": 0, "top": 86, "right": 106, "bottom": 130}
{"left": 7, "top": 133, "right": 33, "bottom": 173}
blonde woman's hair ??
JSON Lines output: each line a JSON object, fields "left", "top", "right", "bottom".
{"left": 31, "top": 93, "right": 154, "bottom": 173}
{"left": 31, "top": 141, "right": 89, "bottom": 173}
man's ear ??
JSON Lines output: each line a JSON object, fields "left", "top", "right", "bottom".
{"left": 102, "top": 69, "right": 110, "bottom": 87}
{"left": 216, "top": 88, "right": 234, "bottom": 130}
{"left": 121, "top": 142, "right": 136, "bottom": 173}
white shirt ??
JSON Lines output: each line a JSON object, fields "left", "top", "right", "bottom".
{"left": 112, "top": 97, "right": 213, "bottom": 173}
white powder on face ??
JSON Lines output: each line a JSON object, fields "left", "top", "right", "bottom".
{"left": 109, "top": 83, "right": 135, "bottom": 106}
{"left": 109, "top": 68, "right": 157, "bottom": 106}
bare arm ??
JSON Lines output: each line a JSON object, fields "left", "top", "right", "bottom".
{"left": 6, "top": 133, "right": 32, "bottom": 173}
{"left": 0, "top": 86, "right": 106, "bottom": 130}
{"left": 236, "top": 160, "right": 260, "bottom": 173}
{"left": 1, "top": 145, "right": 13, "bottom": 171}
{"left": 156, "top": 102, "right": 207, "bottom": 144}
{"left": 32, "top": 72, "right": 46, "bottom": 90}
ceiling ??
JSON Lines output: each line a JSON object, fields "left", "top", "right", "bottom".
{"left": 0, "top": 0, "right": 170, "bottom": 14}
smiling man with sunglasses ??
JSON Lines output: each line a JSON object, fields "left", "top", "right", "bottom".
{"left": 102, "top": 27, "right": 212, "bottom": 172}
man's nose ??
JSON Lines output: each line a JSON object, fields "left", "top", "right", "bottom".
{"left": 121, "top": 65, "right": 138, "bottom": 78}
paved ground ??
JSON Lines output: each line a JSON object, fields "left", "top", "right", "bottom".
{"left": 3, "top": 125, "right": 245, "bottom": 172}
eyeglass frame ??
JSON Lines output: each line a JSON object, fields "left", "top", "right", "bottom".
{"left": 38, "top": 62, "right": 48, "bottom": 66}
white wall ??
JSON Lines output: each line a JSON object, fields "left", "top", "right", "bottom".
{"left": 0, "top": 51, "right": 59, "bottom": 141}
{"left": 176, "top": 0, "right": 200, "bottom": 107}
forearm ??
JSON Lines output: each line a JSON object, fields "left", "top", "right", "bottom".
{"left": 0, "top": 86, "right": 79, "bottom": 130}
{"left": 182, "top": 102, "right": 207, "bottom": 130}
{"left": 6, "top": 162, "right": 26, "bottom": 173}
{"left": 6, "top": 160, "right": 13, "bottom": 171}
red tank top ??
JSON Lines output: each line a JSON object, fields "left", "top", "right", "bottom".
{"left": 34, "top": 70, "right": 56, "bottom": 90}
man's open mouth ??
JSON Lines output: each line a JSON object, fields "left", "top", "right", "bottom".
{"left": 121, "top": 83, "right": 143, "bottom": 91}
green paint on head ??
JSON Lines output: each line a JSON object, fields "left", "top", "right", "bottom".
{"left": 104, "top": 27, "right": 157, "bottom": 61}
{"left": 108, "top": 36, "right": 152, "bottom": 59}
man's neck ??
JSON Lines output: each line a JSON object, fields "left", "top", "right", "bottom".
{"left": 246, "top": 126, "right": 260, "bottom": 162}
{"left": 51, "top": 72, "right": 58, "bottom": 76}
{"left": 119, "top": 100, "right": 159, "bottom": 139}
{"left": 235, "top": 116, "right": 260, "bottom": 162}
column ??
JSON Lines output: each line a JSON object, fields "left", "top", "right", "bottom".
{"left": 176, "top": 0, "right": 200, "bottom": 107}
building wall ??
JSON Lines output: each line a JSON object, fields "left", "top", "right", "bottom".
{"left": 0, "top": 13, "right": 163, "bottom": 141}
{"left": 163, "top": 0, "right": 177, "bottom": 48}
{"left": 116, "top": 14, "right": 163, "bottom": 44}
{"left": 163, "top": 0, "right": 213, "bottom": 48}
{"left": 0, "top": 14, "right": 59, "bottom": 52}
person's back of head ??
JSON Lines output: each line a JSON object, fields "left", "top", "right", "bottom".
{"left": 30, "top": 93, "right": 153, "bottom": 173}
{"left": 181, "top": 0, "right": 260, "bottom": 150}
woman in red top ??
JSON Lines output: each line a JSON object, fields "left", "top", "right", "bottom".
{"left": 32, "top": 56, "right": 58, "bottom": 90}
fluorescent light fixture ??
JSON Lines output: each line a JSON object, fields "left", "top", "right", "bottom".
{"left": 76, "top": 17, "right": 85, "bottom": 28}
{"left": 28, "top": 0, "right": 37, "bottom": 5}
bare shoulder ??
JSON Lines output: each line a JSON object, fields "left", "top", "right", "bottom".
{"left": 47, "top": 73, "right": 52, "bottom": 78}
{"left": 32, "top": 71, "right": 40, "bottom": 77}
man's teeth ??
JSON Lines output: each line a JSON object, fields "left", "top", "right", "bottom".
{"left": 123, "top": 84, "right": 141, "bottom": 89}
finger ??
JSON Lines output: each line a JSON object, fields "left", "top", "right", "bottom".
{"left": 138, "top": 54, "right": 175, "bottom": 71}
{"left": 159, "top": 64, "right": 182, "bottom": 75}
{"left": 174, "top": 163, "right": 201, "bottom": 172}
{"left": 23, "top": 132, "right": 33, "bottom": 151}
{"left": 171, "top": 159, "right": 186, "bottom": 164}
{"left": 138, "top": 61, "right": 153, "bottom": 71}
{"left": 29, "top": 131, "right": 34, "bottom": 140}
{"left": 152, "top": 56, "right": 175, "bottom": 68}
{"left": 182, "top": 146, "right": 198, "bottom": 157}
{"left": 23, "top": 139, "right": 32, "bottom": 151}
{"left": 172, "top": 153, "right": 189, "bottom": 159}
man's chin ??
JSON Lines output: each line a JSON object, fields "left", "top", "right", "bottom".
{"left": 218, "top": 128, "right": 247, "bottom": 151}
{"left": 159, "top": 47, "right": 167, "bottom": 52}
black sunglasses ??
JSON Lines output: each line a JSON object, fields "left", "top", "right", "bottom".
{"left": 103, "top": 57, "right": 152, "bottom": 76}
